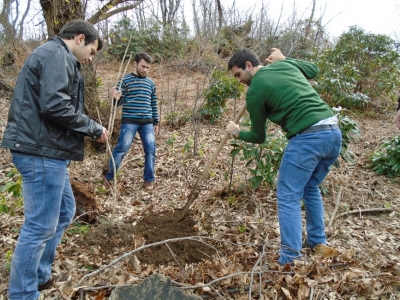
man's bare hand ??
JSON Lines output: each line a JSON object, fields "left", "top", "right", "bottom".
{"left": 394, "top": 110, "right": 400, "bottom": 130}
{"left": 109, "top": 87, "right": 122, "bottom": 100}
{"left": 96, "top": 127, "right": 109, "bottom": 143}
{"left": 226, "top": 121, "right": 239, "bottom": 135}
{"left": 265, "top": 48, "right": 286, "bottom": 64}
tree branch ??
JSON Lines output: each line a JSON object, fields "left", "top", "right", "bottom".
{"left": 87, "top": 0, "right": 145, "bottom": 25}
{"left": 336, "top": 207, "right": 394, "bottom": 218}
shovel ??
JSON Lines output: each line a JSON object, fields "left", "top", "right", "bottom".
{"left": 178, "top": 104, "right": 247, "bottom": 221}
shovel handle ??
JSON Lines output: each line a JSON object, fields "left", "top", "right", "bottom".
{"left": 178, "top": 104, "right": 247, "bottom": 221}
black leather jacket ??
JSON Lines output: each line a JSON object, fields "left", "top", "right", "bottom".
{"left": 1, "top": 37, "right": 103, "bottom": 161}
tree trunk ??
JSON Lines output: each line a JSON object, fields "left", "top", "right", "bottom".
{"left": 39, "top": 0, "right": 84, "bottom": 38}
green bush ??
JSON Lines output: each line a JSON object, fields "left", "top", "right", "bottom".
{"left": 367, "top": 135, "right": 400, "bottom": 178}
{"left": 314, "top": 26, "right": 400, "bottom": 109}
{"left": 229, "top": 118, "right": 287, "bottom": 190}
{"left": 107, "top": 17, "right": 191, "bottom": 61}
{"left": 0, "top": 168, "right": 23, "bottom": 215}
{"left": 201, "top": 70, "right": 244, "bottom": 123}
{"left": 334, "top": 107, "right": 362, "bottom": 165}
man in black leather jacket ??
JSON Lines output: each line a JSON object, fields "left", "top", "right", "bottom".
{"left": 1, "top": 19, "right": 108, "bottom": 300}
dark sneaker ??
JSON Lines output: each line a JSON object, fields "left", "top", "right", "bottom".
{"left": 144, "top": 181, "right": 154, "bottom": 191}
{"left": 103, "top": 176, "right": 111, "bottom": 190}
{"left": 38, "top": 273, "right": 70, "bottom": 291}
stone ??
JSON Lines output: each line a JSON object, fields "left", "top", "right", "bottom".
{"left": 109, "top": 273, "right": 202, "bottom": 300}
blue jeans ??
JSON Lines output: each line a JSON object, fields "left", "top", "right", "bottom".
{"left": 276, "top": 128, "right": 342, "bottom": 265}
{"left": 105, "top": 123, "right": 156, "bottom": 182}
{"left": 8, "top": 152, "right": 75, "bottom": 300}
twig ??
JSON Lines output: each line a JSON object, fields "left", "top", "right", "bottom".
{"left": 96, "top": 107, "right": 118, "bottom": 226}
{"left": 327, "top": 185, "right": 343, "bottom": 227}
{"left": 359, "top": 236, "right": 390, "bottom": 265}
{"left": 309, "top": 286, "right": 314, "bottom": 300}
{"left": 119, "top": 153, "right": 144, "bottom": 171}
{"left": 180, "top": 271, "right": 260, "bottom": 289}
{"left": 336, "top": 207, "right": 394, "bottom": 218}
{"left": 165, "top": 242, "right": 184, "bottom": 271}
{"left": 72, "top": 211, "right": 98, "bottom": 222}
{"left": 248, "top": 243, "right": 267, "bottom": 299}
{"left": 108, "top": 54, "right": 132, "bottom": 141}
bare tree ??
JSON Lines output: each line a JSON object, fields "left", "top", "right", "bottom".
{"left": 158, "top": 0, "right": 182, "bottom": 26}
{"left": 39, "top": 0, "right": 146, "bottom": 38}
{"left": 215, "top": 0, "right": 223, "bottom": 30}
{"left": 0, "top": 0, "right": 31, "bottom": 42}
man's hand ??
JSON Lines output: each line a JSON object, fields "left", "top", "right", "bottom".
{"left": 110, "top": 87, "right": 122, "bottom": 100}
{"left": 226, "top": 121, "right": 240, "bottom": 136}
{"left": 154, "top": 125, "right": 159, "bottom": 135}
{"left": 265, "top": 48, "right": 286, "bottom": 64}
{"left": 96, "top": 127, "right": 109, "bottom": 143}
{"left": 394, "top": 110, "right": 400, "bottom": 130}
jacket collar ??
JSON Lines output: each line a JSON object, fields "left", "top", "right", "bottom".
{"left": 51, "top": 37, "right": 79, "bottom": 64}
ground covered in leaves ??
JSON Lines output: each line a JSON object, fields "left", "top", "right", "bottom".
{"left": 1, "top": 62, "right": 400, "bottom": 299}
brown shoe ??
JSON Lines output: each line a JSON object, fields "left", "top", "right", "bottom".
{"left": 144, "top": 181, "right": 154, "bottom": 191}
{"left": 38, "top": 273, "right": 70, "bottom": 291}
{"left": 103, "top": 176, "right": 111, "bottom": 190}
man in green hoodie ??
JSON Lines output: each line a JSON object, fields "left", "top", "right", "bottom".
{"left": 226, "top": 48, "right": 342, "bottom": 265}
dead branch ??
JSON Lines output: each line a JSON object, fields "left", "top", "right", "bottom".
{"left": 327, "top": 185, "right": 343, "bottom": 227}
{"left": 336, "top": 207, "right": 394, "bottom": 218}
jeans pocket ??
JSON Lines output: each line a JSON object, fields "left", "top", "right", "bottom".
{"left": 298, "top": 142, "right": 326, "bottom": 169}
{"left": 11, "top": 152, "right": 35, "bottom": 182}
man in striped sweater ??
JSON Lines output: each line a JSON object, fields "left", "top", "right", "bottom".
{"left": 104, "top": 52, "right": 159, "bottom": 191}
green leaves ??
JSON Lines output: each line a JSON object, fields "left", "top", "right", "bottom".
{"left": 314, "top": 26, "right": 400, "bottom": 109}
{"left": 201, "top": 70, "right": 244, "bottom": 123}
{"left": 0, "top": 168, "right": 23, "bottom": 215}
{"left": 106, "top": 17, "right": 191, "bottom": 61}
{"left": 368, "top": 135, "right": 400, "bottom": 178}
{"left": 230, "top": 119, "right": 287, "bottom": 190}
{"left": 335, "top": 108, "right": 362, "bottom": 165}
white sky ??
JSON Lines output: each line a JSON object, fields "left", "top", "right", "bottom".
{"left": 17, "top": 0, "right": 400, "bottom": 40}
{"left": 230, "top": 0, "right": 400, "bottom": 39}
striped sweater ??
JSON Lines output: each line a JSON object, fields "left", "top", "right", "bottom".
{"left": 117, "top": 73, "right": 159, "bottom": 125}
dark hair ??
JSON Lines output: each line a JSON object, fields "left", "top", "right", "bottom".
{"left": 59, "top": 19, "right": 103, "bottom": 51}
{"left": 228, "top": 48, "right": 261, "bottom": 71}
{"left": 134, "top": 52, "right": 152, "bottom": 64}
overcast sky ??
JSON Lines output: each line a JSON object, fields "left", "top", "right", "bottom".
{"left": 19, "top": 0, "right": 400, "bottom": 40}
{"left": 228, "top": 0, "right": 400, "bottom": 39}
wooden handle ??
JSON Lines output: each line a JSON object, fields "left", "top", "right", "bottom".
{"left": 178, "top": 104, "right": 247, "bottom": 221}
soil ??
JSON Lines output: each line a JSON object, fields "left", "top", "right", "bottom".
{"left": 71, "top": 178, "right": 216, "bottom": 266}
{"left": 82, "top": 208, "right": 216, "bottom": 266}
{"left": 71, "top": 180, "right": 100, "bottom": 223}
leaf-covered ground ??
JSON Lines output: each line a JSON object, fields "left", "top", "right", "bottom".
{"left": 1, "top": 63, "right": 400, "bottom": 299}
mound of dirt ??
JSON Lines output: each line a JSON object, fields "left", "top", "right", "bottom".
{"left": 134, "top": 210, "right": 215, "bottom": 265}
{"left": 83, "top": 210, "right": 216, "bottom": 267}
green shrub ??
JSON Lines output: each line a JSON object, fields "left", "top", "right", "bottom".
{"left": 0, "top": 168, "right": 23, "bottom": 215}
{"left": 314, "top": 26, "right": 400, "bottom": 109}
{"left": 201, "top": 70, "right": 244, "bottom": 123}
{"left": 107, "top": 17, "right": 191, "bottom": 61}
{"left": 334, "top": 107, "right": 362, "bottom": 165}
{"left": 367, "top": 135, "right": 400, "bottom": 177}
{"left": 229, "top": 118, "right": 287, "bottom": 189}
